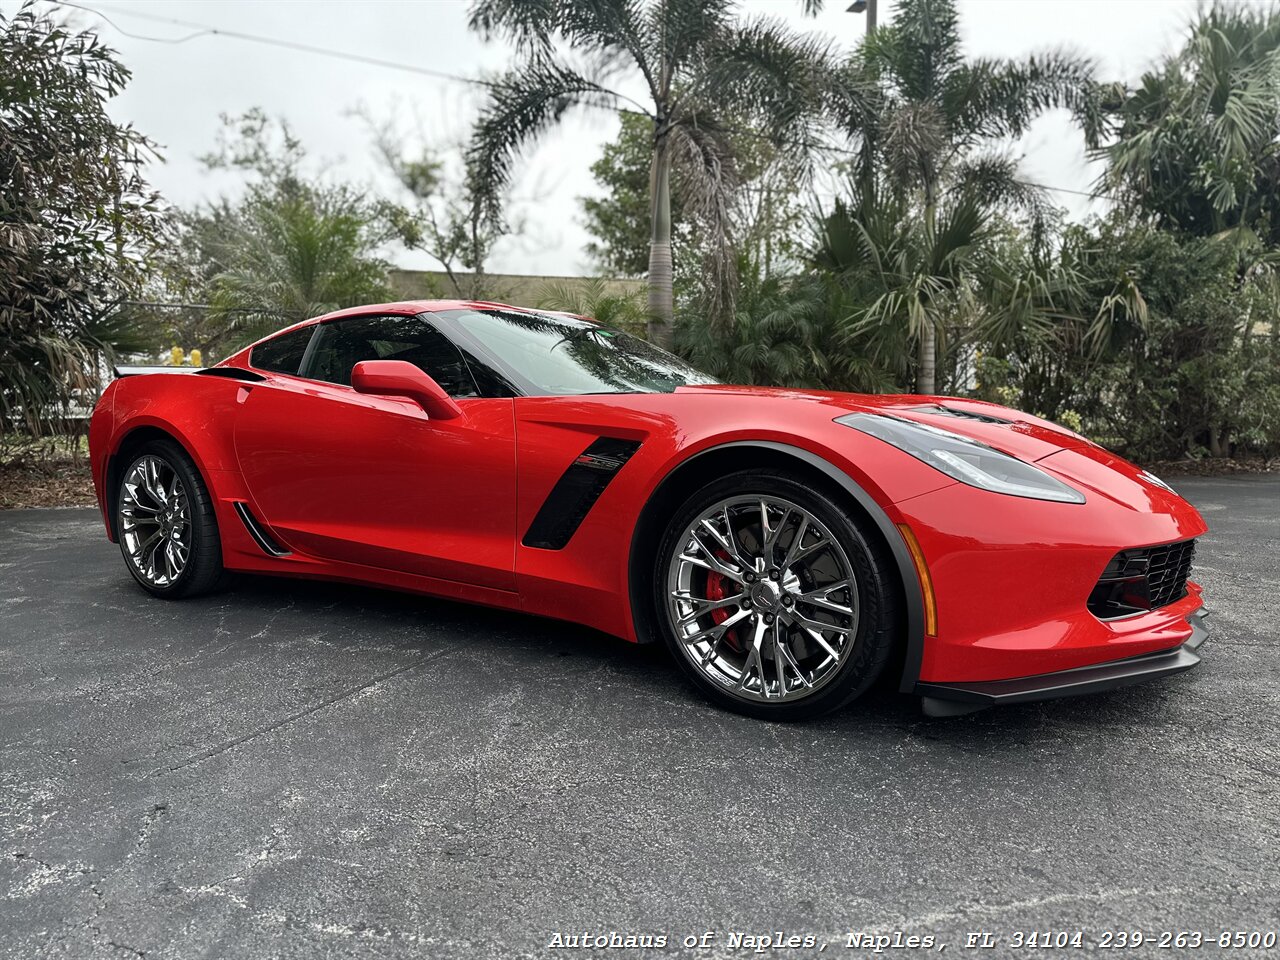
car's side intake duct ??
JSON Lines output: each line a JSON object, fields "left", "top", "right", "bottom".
{"left": 1087, "top": 538, "right": 1196, "bottom": 619}
{"left": 233, "top": 502, "right": 292, "bottom": 557}
{"left": 522, "top": 437, "right": 641, "bottom": 550}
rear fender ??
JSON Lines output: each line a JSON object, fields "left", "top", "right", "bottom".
{"left": 96, "top": 374, "right": 250, "bottom": 541}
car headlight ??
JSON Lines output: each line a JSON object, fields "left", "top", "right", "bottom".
{"left": 835, "top": 412, "right": 1086, "bottom": 504}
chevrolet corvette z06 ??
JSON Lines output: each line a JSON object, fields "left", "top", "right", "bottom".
{"left": 89, "top": 301, "right": 1209, "bottom": 719}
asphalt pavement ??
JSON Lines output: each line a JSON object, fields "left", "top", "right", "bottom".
{"left": 1, "top": 475, "right": 1278, "bottom": 959}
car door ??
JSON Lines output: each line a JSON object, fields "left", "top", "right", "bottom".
{"left": 233, "top": 313, "right": 517, "bottom": 592}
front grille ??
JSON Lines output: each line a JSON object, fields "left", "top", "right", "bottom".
{"left": 1146, "top": 539, "right": 1197, "bottom": 608}
{"left": 1087, "top": 539, "right": 1196, "bottom": 620}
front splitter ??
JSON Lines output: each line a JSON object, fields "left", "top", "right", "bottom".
{"left": 917, "top": 608, "right": 1210, "bottom": 718}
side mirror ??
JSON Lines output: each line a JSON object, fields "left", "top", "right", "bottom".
{"left": 351, "top": 360, "right": 463, "bottom": 420}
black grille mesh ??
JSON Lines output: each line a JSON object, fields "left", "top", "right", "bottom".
{"left": 1087, "top": 539, "right": 1196, "bottom": 619}
{"left": 1145, "top": 539, "right": 1196, "bottom": 609}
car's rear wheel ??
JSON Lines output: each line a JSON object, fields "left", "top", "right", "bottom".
{"left": 654, "top": 470, "right": 900, "bottom": 720}
{"left": 116, "top": 440, "right": 225, "bottom": 599}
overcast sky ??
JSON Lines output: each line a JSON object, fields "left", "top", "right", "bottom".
{"left": 13, "top": 0, "right": 1205, "bottom": 276}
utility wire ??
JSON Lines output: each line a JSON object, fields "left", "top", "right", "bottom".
{"left": 49, "top": 0, "right": 1116, "bottom": 204}
{"left": 50, "top": 0, "right": 496, "bottom": 87}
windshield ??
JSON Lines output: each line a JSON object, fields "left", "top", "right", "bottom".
{"left": 439, "top": 308, "right": 719, "bottom": 396}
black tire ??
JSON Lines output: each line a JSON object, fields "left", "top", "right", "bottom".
{"left": 115, "top": 439, "right": 227, "bottom": 599}
{"left": 653, "top": 469, "right": 900, "bottom": 720}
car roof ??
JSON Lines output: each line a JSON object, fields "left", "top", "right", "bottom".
{"left": 265, "top": 300, "right": 591, "bottom": 337}
{"left": 312, "top": 299, "right": 536, "bottom": 323}
{"left": 222, "top": 300, "right": 599, "bottom": 369}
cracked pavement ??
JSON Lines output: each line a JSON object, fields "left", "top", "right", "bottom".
{"left": 1, "top": 475, "right": 1278, "bottom": 959}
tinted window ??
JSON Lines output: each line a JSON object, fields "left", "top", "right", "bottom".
{"left": 438, "top": 308, "right": 717, "bottom": 395}
{"left": 455, "top": 345, "right": 518, "bottom": 398}
{"left": 305, "top": 315, "right": 479, "bottom": 398}
{"left": 249, "top": 326, "right": 314, "bottom": 375}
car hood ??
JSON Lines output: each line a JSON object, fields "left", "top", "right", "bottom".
{"left": 674, "top": 384, "right": 1088, "bottom": 459}
{"left": 673, "top": 384, "right": 1187, "bottom": 512}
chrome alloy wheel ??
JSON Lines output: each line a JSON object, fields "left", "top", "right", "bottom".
{"left": 119, "top": 455, "right": 191, "bottom": 588}
{"left": 665, "top": 495, "right": 860, "bottom": 703}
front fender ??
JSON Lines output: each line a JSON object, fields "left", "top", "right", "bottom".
{"left": 636, "top": 440, "right": 929, "bottom": 692}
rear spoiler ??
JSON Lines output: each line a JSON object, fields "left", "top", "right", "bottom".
{"left": 113, "top": 365, "right": 266, "bottom": 382}
{"left": 114, "top": 365, "right": 205, "bottom": 377}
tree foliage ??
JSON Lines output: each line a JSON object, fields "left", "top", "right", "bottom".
{"left": 997, "top": 221, "right": 1280, "bottom": 461}
{"left": 580, "top": 110, "right": 810, "bottom": 288}
{"left": 677, "top": 0, "right": 1280, "bottom": 462}
{"left": 0, "top": 3, "right": 165, "bottom": 433}
{"left": 466, "top": 0, "right": 837, "bottom": 346}
{"left": 7, "top": 0, "right": 1279, "bottom": 467}
{"left": 1094, "top": 4, "right": 1280, "bottom": 244}
{"left": 581, "top": 112, "right": 665, "bottom": 278}
{"left": 677, "top": 262, "right": 903, "bottom": 393}
{"left": 535, "top": 275, "right": 648, "bottom": 335}
{"left": 831, "top": 0, "right": 1092, "bottom": 392}
{"left": 145, "top": 111, "right": 395, "bottom": 358}
{"left": 357, "top": 103, "right": 521, "bottom": 299}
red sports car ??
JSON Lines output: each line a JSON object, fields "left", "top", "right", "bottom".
{"left": 88, "top": 300, "right": 1209, "bottom": 719}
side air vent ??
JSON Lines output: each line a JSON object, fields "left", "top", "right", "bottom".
{"left": 196, "top": 367, "right": 267, "bottom": 382}
{"left": 233, "top": 502, "right": 292, "bottom": 557}
{"left": 522, "top": 437, "right": 641, "bottom": 550}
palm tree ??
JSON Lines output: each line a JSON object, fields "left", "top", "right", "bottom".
{"left": 814, "top": 178, "right": 1117, "bottom": 400}
{"left": 1095, "top": 3, "right": 1280, "bottom": 244}
{"left": 199, "top": 183, "right": 395, "bottom": 353}
{"left": 828, "top": 0, "right": 1092, "bottom": 393}
{"left": 535, "top": 276, "right": 648, "bottom": 336}
{"left": 466, "top": 0, "right": 837, "bottom": 349}
{"left": 211, "top": 189, "right": 393, "bottom": 343}
{"left": 814, "top": 182, "right": 988, "bottom": 393}
{"left": 677, "top": 260, "right": 904, "bottom": 393}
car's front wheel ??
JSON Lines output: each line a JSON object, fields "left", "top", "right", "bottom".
{"left": 115, "top": 440, "right": 226, "bottom": 599}
{"left": 654, "top": 470, "right": 900, "bottom": 720}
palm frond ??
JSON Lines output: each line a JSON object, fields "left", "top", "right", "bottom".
{"left": 945, "top": 50, "right": 1094, "bottom": 145}
{"left": 873, "top": 0, "right": 965, "bottom": 102}
{"left": 470, "top": 0, "right": 654, "bottom": 88}
{"left": 668, "top": 119, "right": 740, "bottom": 327}
{"left": 1094, "top": 3, "right": 1280, "bottom": 236}
{"left": 927, "top": 193, "right": 989, "bottom": 277}
{"left": 950, "top": 151, "right": 1057, "bottom": 250}
{"left": 467, "top": 59, "right": 624, "bottom": 226}
{"left": 692, "top": 16, "right": 837, "bottom": 153}
{"left": 879, "top": 100, "right": 946, "bottom": 189}
{"left": 652, "top": 0, "right": 732, "bottom": 88}
{"left": 1089, "top": 273, "right": 1148, "bottom": 356}
{"left": 535, "top": 277, "right": 647, "bottom": 335}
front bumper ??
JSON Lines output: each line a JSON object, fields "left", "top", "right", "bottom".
{"left": 917, "top": 608, "right": 1210, "bottom": 717}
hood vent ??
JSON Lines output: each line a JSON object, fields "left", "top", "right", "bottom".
{"left": 908, "top": 404, "right": 1014, "bottom": 425}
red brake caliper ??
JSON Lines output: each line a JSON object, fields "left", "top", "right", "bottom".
{"left": 705, "top": 551, "right": 743, "bottom": 652}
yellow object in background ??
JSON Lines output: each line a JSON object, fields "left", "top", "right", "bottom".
{"left": 169, "top": 346, "right": 183, "bottom": 366}
{"left": 190, "top": 348, "right": 202, "bottom": 368}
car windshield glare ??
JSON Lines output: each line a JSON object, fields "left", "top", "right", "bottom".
{"left": 438, "top": 308, "right": 718, "bottom": 396}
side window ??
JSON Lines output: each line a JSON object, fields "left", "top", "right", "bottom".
{"left": 457, "top": 345, "right": 519, "bottom": 398}
{"left": 304, "top": 315, "right": 480, "bottom": 398}
{"left": 249, "top": 326, "right": 314, "bottom": 375}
